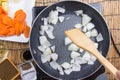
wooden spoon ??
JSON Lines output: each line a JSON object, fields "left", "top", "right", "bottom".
{"left": 65, "top": 28, "right": 118, "bottom": 79}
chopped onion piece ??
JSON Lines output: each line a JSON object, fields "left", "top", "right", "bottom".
{"left": 49, "top": 10, "right": 58, "bottom": 18}
{"left": 61, "top": 62, "right": 71, "bottom": 69}
{"left": 85, "top": 31, "right": 91, "bottom": 38}
{"left": 82, "top": 52, "right": 91, "bottom": 61}
{"left": 38, "top": 45, "right": 46, "bottom": 52}
{"left": 50, "top": 61, "right": 60, "bottom": 70}
{"left": 39, "top": 36, "right": 51, "bottom": 47}
{"left": 41, "top": 25, "right": 48, "bottom": 31}
{"left": 58, "top": 66, "right": 64, "bottom": 75}
{"left": 74, "top": 23, "right": 82, "bottom": 29}
{"left": 48, "top": 10, "right": 59, "bottom": 25}
{"left": 74, "top": 57, "right": 87, "bottom": 64}
{"left": 91, "top": 29, "right": 98, "bottom": 37}
{"left": 94, "top": 43, "right": 99, "bottom": 49}
{"left": 90, "top": 54, "right": 97, "bottom": 62}
{"left": 51, "top": 46, "right": 55, "bottom": 52}
{"left": 96, "top": 33, "right": 103, "bottom": 42}
{"left": 56, "top": 6, "right": 65, "bottom": 13}
{"left": 82, "top": 14, "right": 91, "bottom": 26}
{"left": 42, "top": 18, "right": 48, "bottom": 25}
{"left": 70, "top": 51, "right": 80, "bottom": 59}
{"left": 64, "top": 69, "right": 72, "bottom": 75}
{"left": 58, "top": 16, "right": 65, "bottom": 22}
{"left": 70, "top": 59, "right": 75, "bottom": 64}
{"left": 41, "top": 54, "right": 51, "bottom": 63}
{"left": 65, "top": 37, "right": 72, "bottom": 45}
{"left": 44, "top": 47, "right": 52, "bottom": 55}
{"left": 51, "top": 53, "right": 58, "bottom": 61}
{"left": 71, "top": 63, "right": 81, "bottom": 71}
{"left": 82, "top": 26, "right": 87, "bottom": 32}
{"left": 88, "top": 60, "right": 94, "bottom": 65}
{"left": 45, "top": 30, "right": 55, "bottom": 39}
{"left": 79, "top": 48, "right": 84, "bottom": 53}
{"left": 39, "top": 30, "right": 44, "bottom": 35}
{"left": 86, "top": 22, "right": 95, "bottom": 30}
{"left": 74, "top": 10, "right": 83, "bottom": 16}
{"left": 68, "top": 44, "right": 79, "bottom": 51}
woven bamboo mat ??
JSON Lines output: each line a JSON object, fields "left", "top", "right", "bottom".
{"left": 0, "top": 0, "right": 120, "bottom": 80}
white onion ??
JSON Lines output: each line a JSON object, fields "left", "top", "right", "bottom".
{"left": 61, "top": 62, "right": 71, "bottom": 70}
{"left": 57, "top": 66, "right": 64, "bottom": 75}
{"left": 70, "top": 51, "right": 80, "bottom": 59}
{"left": 70, "top": 59, "right": 75, "bottom": 64}
{"left": 68, "top": 44, "right": 79, "bottom": 51}
{"left": 74, "top": 10, "right": 83, "bottom": 16}
{"left": 82, "top": 52, "right": 91, "bottom": 61}
{"left": 74, "top": 23, "right": 82, "bottom": 29}
{"left": 82, "top": 26, "right": 87, "bottom": 32}
{"left": 64, "top": 69, "right": 72, "bottom": 75}
{"left": 58, "top": 16, "right": 65, "bottom": 22}
{"left": 90, "top": 54, "right": 97, "bottom": 62}
{"left": 85, "top": 31, "right": 91, "bottom": 38}
{"left": 82, "top": 14, "right": 92, "bottom": 26}
{"left": 48, "top": 10, "right": 59, "bottom": 25}
{"left": 65, "top": 37, "right": 72, "bottom": 45}
{"left": 79, "top": 48, "right": 84, "bottom": 53}
{"left": 94, "top": 43, "right": 99, "bottom": 49}
{"left": 44, "top": 47, "right": 52, "bottom": 55}
{"left": 91, "top": 29, "right": 98, "bottom": 37}
{"left": 41, "top": 54, "right": 51, "bottom": 63}
{"left": 71, "top": 63, "right": 81, "bottom": 71}
{"left": 51, "top": 53, "right": 58, "bottom": 61}
{"left": 86, "top": 22, "right": 95, "bottom": 30}
{"left": 88, "top": 60, "right": 94, "bottom": 65}
{"left": 74, "top": 57, "right": 87, "bottom": 64}
{"left": 45, "top": 30, "right": 55, "bottom": 39}
{"left": 38, "top": 46, "right": 46, "bottom": 52}
{"left": 56, "top": 6, "right": 65, "bottom": 13}
{"left": 50, "top": 61, "right": 60, "bottom": 70}
{"left": 40, "top": 25, "right": 49, "bottom": 31}
{"left": 39, "top": 30, "right": 45, "bottom": 35}
{"left": 39, "top": 36, "right": 51, "bottom": 48}
{"left": 96, "top": 33, "right": 103, "bottom": 42}
{"left": 42, "top": 18, "right": 48, "bottom": 25}
{"left": 51, "top": 46, "right": 55, "bottom": 52}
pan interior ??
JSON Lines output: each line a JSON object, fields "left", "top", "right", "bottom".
{"left": 30, "top": 1, "right": 110, "bottom": 80}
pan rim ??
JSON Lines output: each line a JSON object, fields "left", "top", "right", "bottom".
{"left": 30, "top": 0, "right": 111, "bottom": 80}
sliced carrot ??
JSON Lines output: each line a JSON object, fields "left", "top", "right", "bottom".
{"left": 6, "top": 27, "right": 15, "bottom": 36}
{"left": 0, "top": 6, "right": 7, "bottom": 15}
{"left": 0, "top": 27, "right": 9, "bottom": 35}
{"left": 14, "top": 9, "right": 24, "bottom": 18}
{"left": 19, "top": 22, "right": 26, "bottom": 33}
{"left": 14, "top": 10, "right": 26, "bottom": 23}
{"left": 24, "top": 25, "right": 30, "bottom": 38}
{"left": 14, "top": 20, "right": 21, "bottom": 36}
{"left": 2, "top": 15, "right": 13, "bottom": 27}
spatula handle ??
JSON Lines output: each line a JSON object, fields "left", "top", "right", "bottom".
{"left": 95, "top": 51, "right": 118, "bottom": 80}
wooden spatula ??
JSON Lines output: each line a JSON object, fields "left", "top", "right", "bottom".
{"left": 65, "top": 28, "right": 118, "bottom": 79}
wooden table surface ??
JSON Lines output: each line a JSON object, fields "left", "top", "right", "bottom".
{"left": 0, "top": 0, "right": 120, "bottom": 80}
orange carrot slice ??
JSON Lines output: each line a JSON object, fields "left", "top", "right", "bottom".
{"left": 2, "top": 15, "right": 13, "bottom": 27}
{"left": 0, "top": 6, "right": 7, "bottom": 15}
{"left": 24, "top": 25, "right": 30, "bottom": 38}
{"left": 14, "top": 10, "right": 26, "bottom": 23}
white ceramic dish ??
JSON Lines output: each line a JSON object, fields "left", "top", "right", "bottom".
{"left": 0, "top": 0, "right": 35, "bottom": 43}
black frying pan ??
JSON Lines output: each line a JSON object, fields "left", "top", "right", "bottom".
{"left": 30, "top": 1, "right": 110, "bottom": 80}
